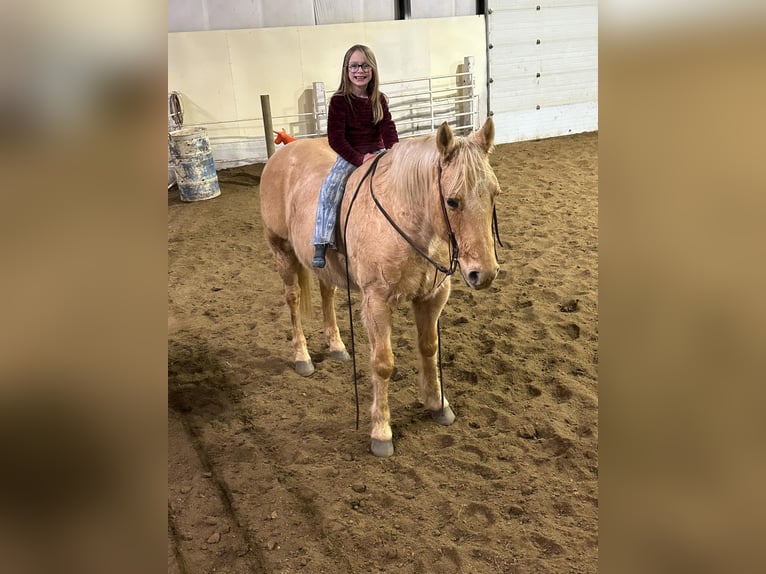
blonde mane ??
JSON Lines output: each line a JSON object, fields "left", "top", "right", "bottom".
{"left": 383, "top": 133, "right": 498, "bottom": 207}
{"left": 383, "top": 136, "right": 438, "bottom": 205}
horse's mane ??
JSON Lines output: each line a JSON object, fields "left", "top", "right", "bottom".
{"left": 383, "top": 136, "right": 438, "bottom": 209}
{"left": 383, "top": 133, "right": 497, "bottom": 211}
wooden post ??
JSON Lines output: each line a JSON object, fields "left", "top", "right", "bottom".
{"left": 261, "top": 94, "right": 276, "bottom": 158}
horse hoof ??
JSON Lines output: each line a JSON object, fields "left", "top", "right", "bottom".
{"left": 295, "top": 360, "right": 315, "bottom": 377}
{"left": 370, "top": 439, "right": 394, "bottom": 457}
{"left": 430, "top": 406, "right": 456, "bottom": 426}
{"left": 330, "top": 349, "right": 351, "bottom": 361}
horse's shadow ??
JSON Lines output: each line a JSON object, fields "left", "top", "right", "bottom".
{"left": 168, "top": 336, "right": 243, "bottom": 420}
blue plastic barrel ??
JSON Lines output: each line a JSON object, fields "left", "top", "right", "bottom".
{"left": 168, "top": 127, "right": 221, "bottom": 202}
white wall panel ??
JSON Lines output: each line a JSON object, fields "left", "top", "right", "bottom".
{"left": 314, "top": 0, "right": 395, "bottom": 24}
{"left": 167, "top": 32, "right": 238, "bottom": 123}
{"left": 204, "top": 0, "right": 264, "bottom": 31}
{"left": 455, "top": 0, "right": 479, "bottom": 16}
{"left": 226, "top": 29, "right": 307, "bottom": 120}
{"left": 493, "top": 101, "right": 597, "bottom": 142}
{"left": 168, "top": 0, "right": 477, "bottom": 31}
{"left": 168, "top": 0, "right": 209, "bottom": 33}
{"left": 411, "top": 0, "right": 477, "bottom": 19}
{"left": 207, "top": 0, "right": 316, "bottom": 29}
{"left": 169, "top": 0, "right": 396, "bottom": 31}
{"left": 487, "top": 0, "right": 598, "bottom": 143}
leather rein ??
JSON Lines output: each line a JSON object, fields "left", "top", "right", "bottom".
{"left": 353, "top": 151, "right": 503, "bottom": 277}
{"left": 368, "top": 155, "right": 460, "bottom": 279}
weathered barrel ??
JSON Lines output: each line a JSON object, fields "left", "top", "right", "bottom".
{"left": 168, "top": 127, "right": 221, "bottom": 202}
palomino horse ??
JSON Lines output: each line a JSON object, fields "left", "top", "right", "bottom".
{"left": 259, "top": 118, "right": 500, "bottom": 456}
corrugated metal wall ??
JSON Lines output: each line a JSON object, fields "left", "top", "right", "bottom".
{"left": 487, "top": 0, "right": 597, "bottom": 143}
{"left": 168, "top": 1, "right": 476, "bottom": 33}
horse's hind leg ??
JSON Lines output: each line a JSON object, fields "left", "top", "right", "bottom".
{"left": 319, "top": 281, "right": 350, "bottom": 361}
{"left": 412, "top": 285, "right": 455, "bottom": 425}
{"left": 269, "top": 238, "right": 314, "bottom": 376}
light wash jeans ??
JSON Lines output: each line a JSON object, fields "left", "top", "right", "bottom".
{"left": 312, "top": 155, "right": 359, "bottom": 247}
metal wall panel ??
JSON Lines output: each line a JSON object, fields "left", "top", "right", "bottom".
{"left": 169, "top": 0, "right": 395, "bottom": 31}
{"left": 411, "top": 0, "right": 478, "bottom": 18}
{"left": 487, "top": 0, "right": 597, "bottom": 142}
{"left": 313, "top": 0, "right": 395, "bottom": 24}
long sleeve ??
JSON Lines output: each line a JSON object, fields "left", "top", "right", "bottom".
{"left": 326, "top": 93, "right": 400, "bottom": 166}
{"left": 327, "top": 95, "right": 365, "bottom": 166}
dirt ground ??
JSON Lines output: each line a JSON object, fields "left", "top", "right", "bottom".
{"left": 168, "top": 131, "right": 598, "bottom": 573}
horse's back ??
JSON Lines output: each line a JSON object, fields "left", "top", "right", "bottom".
{"left": 259, "top": 138, "right": 336, "bottom": 240}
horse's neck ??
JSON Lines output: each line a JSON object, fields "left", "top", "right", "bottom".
{"left": 377, "top": 153, "right": 449, "bottom": 247}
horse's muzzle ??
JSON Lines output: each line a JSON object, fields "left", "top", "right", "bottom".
{"left": 464, "top": 265, "right": 499, "bottom": 290}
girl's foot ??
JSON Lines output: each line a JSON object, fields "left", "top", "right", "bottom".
{"left": 312, "top": 244, "right": 327, "bottom": 268}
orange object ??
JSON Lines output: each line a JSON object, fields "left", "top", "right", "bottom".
{"left": 274, "top": 129, "right": 296, "bottom": 145}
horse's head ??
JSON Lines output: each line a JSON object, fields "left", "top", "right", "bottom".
{"left": 436, "top": 118, "right": 500, "bottom": 290}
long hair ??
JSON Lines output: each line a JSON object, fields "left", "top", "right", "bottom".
{"left": 336, "top": 44, "right": 386, "bottom": 124}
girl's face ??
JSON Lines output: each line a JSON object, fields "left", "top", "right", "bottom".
{"left": 346, "top": 50, "right": 372, "bottom": 95}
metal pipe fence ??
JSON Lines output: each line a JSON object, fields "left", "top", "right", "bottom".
{"left": 168, "top": 58, "right": 478, "bottom": 170}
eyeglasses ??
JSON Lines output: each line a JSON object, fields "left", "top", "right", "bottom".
{"left": 347, "top": 63, "right": 371, "bottom": 72}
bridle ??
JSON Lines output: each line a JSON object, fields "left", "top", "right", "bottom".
{"left": 368, "top": 158, "right": 460, "bottom": 283}
{"left": 359, "top": 153, "right": 504, "bottom": 281}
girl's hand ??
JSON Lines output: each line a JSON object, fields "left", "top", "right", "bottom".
{"left": 362, "top": 153, "right": 377, "bottom": 163}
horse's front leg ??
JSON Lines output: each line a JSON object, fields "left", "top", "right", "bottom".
{"left": 412, "top": 284, "right": 456, "bottom": 425}
{"left": 318, "top": 281, "right": 350, "bottom": 361}
{"left": 361, "top": 292, "right": 395, "bottom": 457}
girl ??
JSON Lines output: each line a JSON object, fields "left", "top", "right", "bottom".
{"left": 312, "top": 44, "right": 399, "bottom": 268}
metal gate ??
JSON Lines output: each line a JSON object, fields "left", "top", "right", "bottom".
{"left": 487, "top": 0, "right": 598, "bottom": 143}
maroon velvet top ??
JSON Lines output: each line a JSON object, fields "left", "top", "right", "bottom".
{"left": 326, "top": 92, "right": 399, "bottom": 166}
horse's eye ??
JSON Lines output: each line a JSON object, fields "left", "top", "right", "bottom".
{"left": 446, "top": 198, "right": 459, "bottom": 209}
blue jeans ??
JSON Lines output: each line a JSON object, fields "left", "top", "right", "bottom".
{"left": 312, "top": 155, "right": 358, "bottom": 247}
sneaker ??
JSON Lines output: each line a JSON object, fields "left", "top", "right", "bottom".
{"left": 312, "top": 244, "right": 327, "bottom": 268}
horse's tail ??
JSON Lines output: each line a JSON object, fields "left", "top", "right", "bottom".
{"left": 298, "top": 265, "right": 312, "bottom": 318}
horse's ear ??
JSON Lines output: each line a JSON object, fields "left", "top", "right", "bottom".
{"left": 436, "top": 122, "right": 457, "bottom": 160}
{"left": 471, "top": 117, "right": 495, "bottom": 154}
